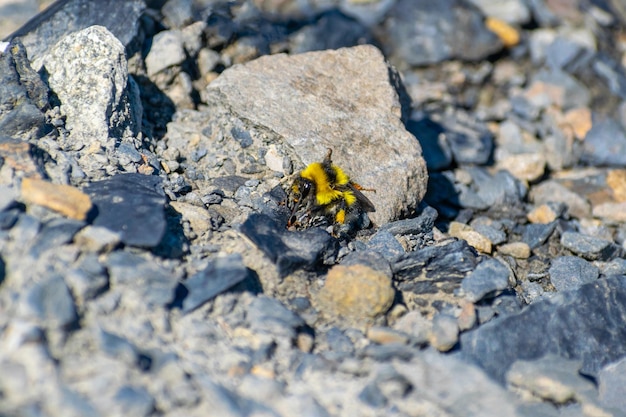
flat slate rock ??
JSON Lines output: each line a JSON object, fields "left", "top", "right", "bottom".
{"left": 85, "top": 174, "right": 166, "bottom": 248}
{"left": 5, "top": 0, "right": 146, "bottom": 68}
{"left": 549, "top": 255, "right": 599, "bottom": 292}
{"left": 240, "top": 213, "right": 337, "bottom": 277}
{"left": 182, "top": 254, "right": 251, "bottom": 314}
{"left": 461, "top": 258, "right": 510, "bottom": 302}
{"left": 460, "top": 276, "right": 626, "bottom": 383}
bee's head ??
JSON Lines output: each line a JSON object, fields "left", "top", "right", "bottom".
{"left": 291, "top": 177, "right": 313, "bottom": 202}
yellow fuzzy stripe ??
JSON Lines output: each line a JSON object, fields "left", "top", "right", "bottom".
{"left": 300, "top": 162, "right": 343, "bottom": 205}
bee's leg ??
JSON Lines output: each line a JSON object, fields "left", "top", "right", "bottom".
{"left": 351, "top": 182, "right": 376, "bottom": 193}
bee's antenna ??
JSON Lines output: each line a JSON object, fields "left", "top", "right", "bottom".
{"left": 324, "top": 148, "right": 333, "bottom": 163}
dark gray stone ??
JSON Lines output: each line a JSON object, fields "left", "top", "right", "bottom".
{"left": 378, "top": 206, "right": 438, "bottom": 236}
{"left": 113, "top": 385, "right": 155, "bottom": 417}
{"left": 593, "top": 54, "right": 626, "bottom": 100}
{"left": 549, "top": 256, "right": 599, "bottom": 292}
{"left": 560, "top": 231, "right": 623, "bottom": 261}
{"left": 21, "top": 275, "right": 77, "bottom": 328}
{"left": 247, "top": 296, "right": 305, "bottom": 339}
{"left": 522, "top": 222, "right": 557, "bottom": 249}
{"left": 5, "top": 0, "right": 146, "bottom": 63}
{"left": 582, "top": 116, "right": 626, "bottom": 167}
{"left": 469, "top": 168, "right": 527, "bottom": 209}
{"left": 444, "top": 120, "right": 494, "bottom": 166}
{"left": 392, "top": 239, "right": 479, "bottom": 293}
{"left": 460, "top": 276, "right": 626, "bottom": 383}
{"left": 340, "top": 250, "right": 393, "bottom": 279}
{"left": 106, "top": 251, "right": 178, "bottom": 307}
{"left": 240, "top": 213, "right": 338, "bottom": 278}
{"left": 290, "top": 11, "right": 372, "bottom": 54}
{"left": 0, "top": 39, "right": 47, "bottom": 138}
{"left": 182, "top": 254, "right": 251, "bottom": 313}
{"left": 407, "top": 118, "right": 453, "bottom": 171}
{"left": 367, "top": 230, "right": 405, "bottom": 262}
{"left": 0, "top": 208, "right": 19, "bottom": 230}
{"left": 64, "top": 254, "right": 109, "bottom": 305}
{"left": 384, "top": 0, "right": 502, "bottom": 66}
{"left": 85, "top": 174, "right": 166, "bottom": 248}
{"left": 461, "top": 258, "right": 510, "bottom": 302}
{"left": 28, "top": 218, "right": 85, "bottom": 257}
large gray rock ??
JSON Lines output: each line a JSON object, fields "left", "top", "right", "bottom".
{"left": 461, "top": 276, "right": 626, "bottom": 383}
{"left": 42, "top": 26, "right": 142, "bottom": 178}
{"left": 201, "top": 45, "right": 427, "bottom": 225}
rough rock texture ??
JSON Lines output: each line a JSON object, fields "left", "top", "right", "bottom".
{"left": 461, "top": 276, "right": 626, "bottom": 383}
{"left": 202, "top": 44, "right": 427, "bottom": 225}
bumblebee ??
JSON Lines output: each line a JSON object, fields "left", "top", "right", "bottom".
{"left": 287, "top": 148, "right": 375, "bottom": 235}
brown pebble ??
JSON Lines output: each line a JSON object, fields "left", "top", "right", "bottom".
{"left": 316, "top": 265, "right": 395, "bottom": 327}
{"left": 366, "top": 326, "right": 410, "bottom": 345}
{"left": 527, "top": 204, "right": 559, "bottom": 224}
{"left": 606, "top": 169, "right": 626, "bottom": 203}
{"left": 449, "top": 223, "right": 492, "bottom": 254}
{"left": 497, "top": 242, "right": 531, "bottom": 259}
{"left": 20, "top": 178, "right": 92, "bottom": 220}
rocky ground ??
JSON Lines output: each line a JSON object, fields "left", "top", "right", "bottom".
{"left": 2, "top": 0, "right": 626, "bottom": 416}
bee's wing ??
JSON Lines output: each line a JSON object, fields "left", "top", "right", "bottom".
{"left": 347, "top": 183, "right": 376, "bottom": 212}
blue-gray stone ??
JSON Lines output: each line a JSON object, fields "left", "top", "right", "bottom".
{"left": 340, "top": 250, "right": 393, "bottom": 279}
{"left": 247, "top": 296, "right": 305, "bottom": 338}
{"left": 522, "top": 222, "right": 557, "bottom": 249}
{"left": 113, "top": 386, "right": 155, "bottom": 417}
{"left": 97, "top": 328, "right": 147, "bottom": 369}
{"left": 407, "top": 118, "right": 453, "bottom": 171}
{"left": 393, "top": 239, "right": 479, "bottom": 292}
{"left": 291, "top": 10, "right": 372, "bottom": 54}
{"left": 0, "top": 208, "right": 20, "bottom": 230}
{"left": 28, "top": 218, "right": 85, "bottom": 257}
{"left": 460, "top": 276, "right": 626, "bottom": 383}
{"left": 560, "top": 231, "right": 623, "bottom": 261}
{"left": 472, "top": 224, "right": 507, "bottom": 245}
{"left": 549, "top": 256, "right": 599, "bottom": 292}
{"left": 545, "top": 37, "right": 593, "bottom": 73}
{"left": 384, "top": 0, "right": 502, "bottom": 66}
{"left": 240, "top": 213, "right": 338, "bottom": 278}
{"left": 593, "top": 54, "right": 626, "bottom": 100}
{"left": 598, "top": 357, "right": 626, "bottom": 412}
{"left": 367, "top": 230, "right": 405, "bottom": 262}
{"left": 323, "top": 327, "right": 355, "bottom": 359}
{"left": 85, "top": 174, "right": 166, "bottom": 248}
{"left": 361, "top": 343, "right": 416, "bottom": 362}
{"left": 116, "top": 142, "right": 143, "bottom": 165}
{"left": 532, "top": 69, "right": 590, "bottom": 110}
{"left": 358, "top": 382, "right": 387, "bottom": 408}
{"left": 469, "top": 168, "right": 527, "bottom": 208}
{"left": 581, "top": 116, "right": 626, "bottom": 167}
{"left": 462, "top": 258, "right": 510, "bottom": 302}
{"left": 22, "top": 275, "right": 77, "bottom": 328}
{"left": 182, "top": 254, "right": 251, "bottom": 314}
{"left": 445, "top": 123, "right": 494, "bottom": 166}
{"left": 106, "top": 251, "right": 178, "bottom": 307}
{"left": 378, "top": 206, "right": 438, "bottom": 236}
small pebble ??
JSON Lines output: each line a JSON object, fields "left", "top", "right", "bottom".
{"left": 497, "top": 242, "right": 531, "bottom": 259}
{"left": 20, "top": 178, "right": 92, "bottom": 220}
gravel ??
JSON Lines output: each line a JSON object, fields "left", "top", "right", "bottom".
{"left": 1, "top": 0, "right": 626, "bottom": 416}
